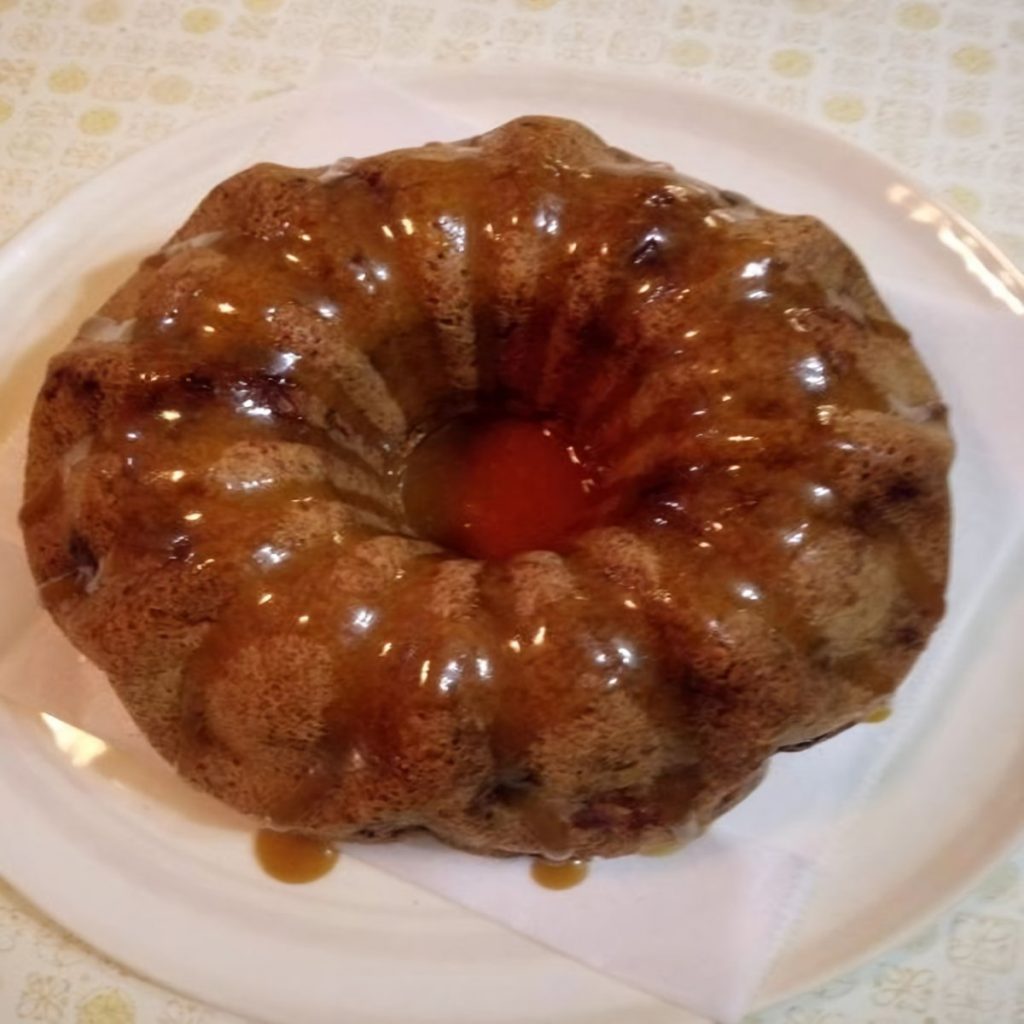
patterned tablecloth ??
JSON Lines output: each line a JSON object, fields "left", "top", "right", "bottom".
{"left": 1, "top": 1, "right": 1022, "bottom": 1022}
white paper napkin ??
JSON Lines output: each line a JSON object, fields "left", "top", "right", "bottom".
{"left": 1, "top": 74, "right": 1022, "bottom": 1024}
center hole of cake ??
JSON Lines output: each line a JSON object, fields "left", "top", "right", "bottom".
{"left": 403, "top": 414, "right": 595, "bottom": 560}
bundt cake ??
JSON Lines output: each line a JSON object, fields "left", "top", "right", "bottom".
{"left": 20, "top": 117, "right": 952, "bottom": 860}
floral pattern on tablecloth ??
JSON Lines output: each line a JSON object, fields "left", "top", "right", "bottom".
{"left": 1, "top": 0, "right": 1022, "bottom": 1021}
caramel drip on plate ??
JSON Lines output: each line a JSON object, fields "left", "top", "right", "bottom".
{"left": 254, "top": 829, "right": 339, "bottom": 884}
{"left": 531, "top": 858, "right": 589, "bottom": 890}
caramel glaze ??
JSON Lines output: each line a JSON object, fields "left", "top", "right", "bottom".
{"left": 254, "top": 828, "right": 339, "bottom": 884}
{"left": 21, "top": 117, "right": 952, "bottom": 860}
{"left": 531, "top": 858, "right": 589, "bottom": 890}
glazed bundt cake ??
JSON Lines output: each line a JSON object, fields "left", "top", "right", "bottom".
{"left": 21, "top": 117, "right": 952, "bottom": 859}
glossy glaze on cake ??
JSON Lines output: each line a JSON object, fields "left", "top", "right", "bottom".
{"left": 21, "top": 117, "right": 952, "bottom": 858}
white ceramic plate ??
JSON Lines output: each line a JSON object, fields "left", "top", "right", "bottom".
{"left": 1, "top": 67, "right": 1023, "bottom": 1024}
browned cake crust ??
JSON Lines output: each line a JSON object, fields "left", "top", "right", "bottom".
{"left": 20, "top": 117, "right": 952, "bottom": 858}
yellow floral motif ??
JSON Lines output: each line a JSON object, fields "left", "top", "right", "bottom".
{"left": 944, "top": 185, "right": 982, "bottom": 216}
{"left": 0, "top": 98, "right": 13, "bottom": 125}
{"left": 771, "top": 49, "right": 814, "bottom": 78}
{"left": 17, "top": 974, "right": 69, "bottom": 1023}
{"left": 670, "top": 39, "right": 712, "bottom": 68}
{"left": 519, "top": 0, "right": 561, "bottom": 8}
{"left": 244, "top": 0, "right": 283, "bottom": 11}
{"left": 78, "top": 108, "right": 120, "bottom": 135}
{"left": 48, "top": 65, "right": 90, "bottom": 94}
{"left": 897, "top": 2, "right": 941, "bottom": 30}
{"left": 81, "top": 0, "right": 121, "bottom": 24}
{"left": 77, "top": 989, "right": 134, "bottom": 1024}
{"left": 181, "top": 7, "right": 223, "bottom": 33}
{"left": 943, "top": 108, "right": 984, "bottom": 137}
{"left": 823, "top": 95, "right": 866, "bottom": 123}
{"left": 952, "top": 44, "right": 995, "bottom": 75}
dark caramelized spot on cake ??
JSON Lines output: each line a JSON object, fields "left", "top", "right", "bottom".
{"left": 77, "top": 376, "right": 102, "bottom": 399}
{"left": 485, "top": 767, "right": 540, "bottom": 805}
{"left": 885, "top": 477, "right": 922, "bottom": 503}
{"left": 68, "top": 531, "right": 98, "bottom": 576}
